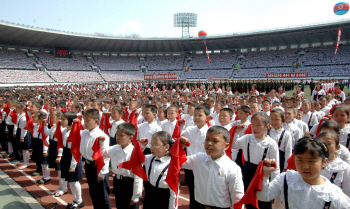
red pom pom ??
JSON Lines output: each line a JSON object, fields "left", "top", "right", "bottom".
{"left": 185, "top": 142, "right": 191, "bottom": 147}
{"left": 145, "top": 139, "right": 149, "bottom": 143}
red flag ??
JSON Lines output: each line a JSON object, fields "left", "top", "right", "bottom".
{"left": 129, "top": 111, "right": 138, "bottom": 127}
{"left": 117, "top": 141, "right": 148, "bottom": 181}
{"left": 334, "top": 28, "right": 342, "bottom": 56}
{"left": 4, "top": 103, "right": 10, "bottom": 116}
{"left": 10, "top": 110, "right": 18, "bottom": 124}
{"left": 165, "top": 138, "right": 187, "bottom": 208}
{"left": 234, "top": 161, "right": 277, "bottom": 209}
{"left": 54, "top": 121, "right": 64, "bottom": 154}
{"left": 286, "top": 153, "right": 296, "bottom": 171}
{"left": 226, "top": 125, "right": 239, "bottom": 159}
{"left": 25, "top": 108, "right": 30, "bottom": 122}
{"left": 24, "top": 116, "right": 34, "bottom": 136}
{"left": 172, "top": 119, "right": 185, "bottom": 141}
{"left": 38, "top": 121, "right": 49, "bottom": 147}
{"left": 67, "top": 121, "right": 84, "bottom": 165}
{"left": 99, "top": 113, "right": 111, "bottom": 135}
{"left": 92, "top": 137, "right": 105, "bottom": 176}
{"left": 244, "top": 124, "right": 252, "bottom": 134}
{"left": 122, "top": 107, "right": 129, "bottom": 121}
{"left": 176, "top": 110, "right": 181, "bottom": 120}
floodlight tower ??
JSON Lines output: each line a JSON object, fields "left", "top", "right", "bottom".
{"left": 174, "top": 13, "right": 197, "bottom": 38}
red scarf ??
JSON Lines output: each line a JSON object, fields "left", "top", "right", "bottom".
{"left": 54, "top": 122, "right": 63, "bottom": 154}
{"left": 316, "top": 116, "right": 332, "bottom": 136}
{"left": 176, "top": 110, "right": 181, "bottom": 120}
{"left": 172, "top": 119, "right": 185, "bottom": 140}
{"left": 165, "top": 138, "right": 187, "bottom": 208}
{"left": 215, "top": 88, "right": 220, "bottom": 92}
{"left": 92, "top": 137, "right": 105, "bottom": 176}
{"left": 335, "top": 89, "right": 342, "bottom": 95}
{"left": 99, "top": 113, "right": 112, "bottom": 135}
{"left": 23, "top": 116, "right": 34, "bottom": 136}
{"left": 67, "top": 121, "right": 85, "bottom": 165}
{"left": 38, "top": 121, "right": 49, "bottom": 147}
{"left": 4, "top": 102, "right": 10, "bottom": 115}
{"left": 25, "top": 108, "right": 30, "bottom": 122}
{"left": 244, "top": 124, "right": 252, "bottom": 134}
{"left": 296, "top": 91, "right": 302, "bottom": 95}
{"left": 117, "top": 141, "right": 148, "bottom": 181}
{"left": 58, "top": 108, "right": 67, "bottom": 113}
{"left": 286, "top": 154, "right": 296, "bottom": 171}
{"left": 234, "top": 161, "right": 277, "bottom": 209}
{"left": 206, "top": 121, "right": 211, "bottom": 127}
{"left": 226, "top": 125, "right": 240, "bottom": 159}
{"left": 122, "top": 107, "right": 129, "bottom": 122}
{"left": 278, "top": 92, "right": 284, "bottom": 95}
{"left": 10, "top": 110, "right": 18, "bottom": 124}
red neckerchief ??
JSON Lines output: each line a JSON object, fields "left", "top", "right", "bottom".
{"left": 252, "top": 89, "right": 257, "bottom": 92}
{"left": 315, "top": 88, "right": 321, "bottom": 93}
{"left": 278, "top": 91, "right": 284, "bottom": 95}
{"left": 162, "top": 89, "right": 166, "bottom": 92}
{"left": 215, "top": 88, "right": 220, "bottom": 92}
{"left": 183, "top": 88, "right": 187, "bottom": 91}
{"left": 335, "top": 89, "right": 342, "bottom": 95}
{"left": 296, "top": 91, "right": 302, "bottom": 94}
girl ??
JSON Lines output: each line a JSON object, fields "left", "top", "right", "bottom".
{"left": 16, "top": 102, "right": 32, "bottom": 170}
{"left": 268, "top": 109, "right": 293, "bottom": 171}
{"left": 320, "top": 120, "right": 350, "bottom": 164}
{"left": 0, "top": 100, "right": 8, "bottom": 158}
{"left": 319, "top": 97, "right": 331, "bottom": 115}
{"left": 318, "top": 131, "right": 350, "bottom": 197}
{"left": 257, "top": 136, "right": 350, "bottom": 208}
{"left": 109, "top": 105, "right": 125, "bottom": 146}
{"left": 311, "top": 82, "right": 326, "bottom": 101}
{"left": 296, "top": 85, "right": 305, "bottom": 96}
{"left": 232, "top": 112, "right": 280, "bottom": 209}
{"left": 278, "top": 86, "right": 285, "bottom": 99}
{"left": 332, "top": 106, "right": 350, "bottom": 150}
{"left": 157, "top": 107, "right": 168, "bottom": 127}
{"left": 141, "top": 131, "right": 176, "bottom": 209}
{"left": 60, "top": 111, "right": 84, "bottom": 209}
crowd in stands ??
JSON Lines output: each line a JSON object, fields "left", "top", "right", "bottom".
{"left": 0, "top": 50, "right": 35, "bottom": 69}
{"left": 93, "top": 56, "right": 140, "bottom": 71}
{"left": 47, "top": 71, "right": 104, "bottom": 82}
{"left": 190, "top": 53, "right": 237, "bottom": 69}
{"left": 36, "top": 52, "right": 91, "bottom": 71}
{"left": 0, "top": 70, "right": 52, "bottom": 83}
{"left": 100, "top": 71, "right": 144, "bottom": 81}
{"left": 145, "top": 56, "right": 184, "bottom": 70}
{"left": 300, "top": 45, "right": 350, "bottom": 65}
{"left": 184, "top": 69, "right": 234, "bottom": 79}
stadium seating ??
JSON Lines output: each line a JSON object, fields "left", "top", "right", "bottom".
{"left": 0, "top": 70, "right": 53, "bottom": 83}
{"left": 190, "top": 53, "right": 237, "bottom": 69}
{"left": 0, "top": 50, "right": 36, "bottom": 69}
{"left": 48, "top": 71, "right": 104, "bottom": 82}
{"left": 93, "top": 56, "right": 140, "bottom": 71}
{"left": 100, "top": 71, "right": 144, "bottom": 81}
{"left": 36, "top": 52, "right": 91, "bottom": 71}
{"left": 184, "top": 69, "right": 234, "bottom": 79}
{"left": 145, "top": 56, "right": 184, "bottom": 70}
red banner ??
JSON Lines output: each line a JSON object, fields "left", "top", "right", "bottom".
{"left": 266, "top": 73, "right": 308, "bottom": 78}
{"left": 335, "top": 28, "right": 341, "bottom": 56}
{"left": 208, "top": 77, "right": 229, "bottom": 81}
{"left": 144, "top": 73, "right": 177, "bottom": 80}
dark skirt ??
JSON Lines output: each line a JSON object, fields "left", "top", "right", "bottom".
{"left": 61, "top": 146, "right": 83, "bottom": 182}
{"left": 18, "top": 128, "right": 32, "bottom": 150}
{"left": 143, "top": 182, "right": 170, "bottom": 209}
{"left": 48, "top": 139, "right": 59, "bottom": 170}
{"left": 7, "top": 125, "right": 14, "bottom": 143}
{"left": 31, "top": 137, "right": 40, "bottom": 162}
{"left": 32, "top": 138, "right": 48, "bottom": 165}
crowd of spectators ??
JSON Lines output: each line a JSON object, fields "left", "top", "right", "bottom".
{"left": 0, "top": 50, "right": 36, "bottom": 69}
{"left": 0, "top": 70, "right": 52, "bottom": 83}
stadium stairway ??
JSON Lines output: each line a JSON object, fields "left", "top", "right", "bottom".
{"left": 45, "top": 71, "right": 57, "bottom": 82}
{"left": 98, "top": 72, "right": 107, "bottom": 82}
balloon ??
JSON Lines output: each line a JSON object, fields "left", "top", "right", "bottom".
{"left": 198, "top": 30, "right": 207, "bottom": 39}
{"left": 334, "top": 2, "right": 349, "bottom": 16}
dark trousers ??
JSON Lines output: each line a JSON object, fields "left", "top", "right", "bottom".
{"left": 85, "top": 162, "right": 111, "bottom": 209}
{"left": 113, "top": 176, "right": 139, "bottom": 209}
{"left": 13, "top": 128, "right": 23, "bottom": 161}
{"left": 185, "top": 169, "right": 196, "bottom": 209}
{"left": 195, "top": 200, "right": 230, "bottom": 209}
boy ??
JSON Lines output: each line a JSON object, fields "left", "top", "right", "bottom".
{"left": 181, "top": 101, "right": 197, "bottom": 129}
{"left": 219, "top": 108, "right": 233, "bottom": 131}
{"left": 301, "top": 99, "right": 318, "bottom": 131}
{"left": 207, "top": 97, "right": 215, "bottom": 114}
{"left": 100, "top": 123, "right": 142, "bottom": 209}
{"left": 180, "top": 126, "right": 244, "bottom": 208}
{"left": 161, "top": 105, "right": 181, "bottom": 136}
{"left": 261, "top": 100, "right": 271, "bottom": 116}
{"left": 80, "top": 109, "right": 111, "bottom": 209}
{"left": 212, "top": 100, "right": 224, "bottom": 125}
{"left": 228, "top": 104, "right": 237, "bottom": 122}
{"left": 248, "top": 102, "right": 260, "bottom": 122}
{"left": 180, "top": 104, "right": 211, "bottom": 209}
{"left": 269, "top": 90, "right": 280, "bottom": 105}
{"left": 296, "top": 109, "right": 303, "bottom": 120}
{"left": 137, "top": 105, "right": 162, "bottom": 154}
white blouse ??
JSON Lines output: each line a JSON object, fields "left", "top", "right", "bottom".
{"left": 268, "top": 128, "right": 293, "bottom": 170}
{"left": 257, "top": 170, "right": 350, "bottom": 209}
{"left": 336, "top": 145, "right": 350, "bottom": 164}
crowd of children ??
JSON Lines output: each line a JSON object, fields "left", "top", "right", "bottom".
{"left": 0, "top": 80, "right": 350, "bottom": 209}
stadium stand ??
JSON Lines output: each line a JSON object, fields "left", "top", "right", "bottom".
{"left": 0, "top": 50, "right": 36, "bottom": 69}
{"left": 0, "top": 70, "right": 53, "bottom": 83}
{"left": 190, "top": 53, "right": 237, "bottom": 69}
{"left": 48, "top": 71, "right": 104, "bottom": 82}
{"left": 145, "top": 56, "right": 184, "bottom": 70}
{"left": 93, "top": 56, "right": 140, "bottom": 71}
{"left": 36, "top": 52, "right": 91, "bottom": 71}
{"left": 100, "top": 71, "right": 144, "bottom": 81}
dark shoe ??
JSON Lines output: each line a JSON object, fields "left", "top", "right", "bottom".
{"left": 67, "top": 201, "right": 84, "bottom": 209}
{"left": 10, "top": 159, "right": 20, "bottom": 164}
{"left": 2, "top": 154, "right": 8, "bottom": 159}
{"left": 36, "top": 178, "right": 50, "bottom": 185}
{"left": 8, "top": 153, "right": 14, "bottom": 158}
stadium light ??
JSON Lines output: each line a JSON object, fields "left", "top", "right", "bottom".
{"left": 174, "top": 13, "right": 197, "bottom": 38}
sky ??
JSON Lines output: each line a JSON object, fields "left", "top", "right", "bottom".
{"left": 0, "top": 0, "right": 349, "bottom": 38}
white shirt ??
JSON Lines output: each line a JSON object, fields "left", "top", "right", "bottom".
{"left": 157, "top": 118, "right": 168, "bottom": 127}
{"left": 220, "top": 123, "right": 232, "bottom": 131}
{"left": 144, "top": 155, "right": 176, "bottom": 209}
{"left": 5, "top": 109, "right": 16, "bottom": 134}
{"left": 16, "top": 113, "right": 27, "bottom": 140}
{"left": 182, "top": 153, "right": 244, "bottom": 208}
{"left": 339, "top": 125, "right": 350, "bottom": 149}
{"left": 268, "top": 127, "right": 293, "bottom": 170}
{"left": 270, "top": 97, "right": 280, "bottom": 105}
{"left": 337, "top": 145, "right": 350, "bottom": 164}
{"left": 320, "top": 107, "right": 331, "bottom": 115}
{"left": 301, "top": 111, "right": 319, "bottom": 128}
{"left": 62, "top": 130, "right": 78, "bottom": 169}
{"left": 257, "top": 170, "right": 350, "bottom": 209}
{"left": 103, "top": 143, "right": 143, "bottom": 201}
{"left": 181, "top": 124, "right": 209, "bottom": 156}
{"left": 321, "top": 157, "right": 350, "bottom": 197}
{"left": 212, "top": 112, "right": 220, "bottom": 125}
{"left": 282, "top": 122, "right": 302, "bottom": 147}
{"left": 292, "top": 119, "right": 308, "bottom": 136}
{"left": 233, "top": 134, "right": 280, "bottom": 179}
{"left": 137, "top": 121, "right": 162, "bottom": 148}
{"left": 311, "top": 89, "right": 326, "bottom": 101}
{"left": 161, "top": 119, "right": 179, "bottom": 136}
{"left": 231, "top": 120, "right": 251, "bottom": 161}
{"left": 108, "top": 120, "right": 125, "bottom": 138}
{"left": 181, "top": 114, "right": 195, "bottom": 129}
{"left": 80, "top": 126, "right": 110, "bottom": 178}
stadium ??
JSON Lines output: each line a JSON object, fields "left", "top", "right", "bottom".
{"left": 1, "top": 1, "right": 350, "bottom": 209}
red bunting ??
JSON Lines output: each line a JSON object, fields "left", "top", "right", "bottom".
{"left": 165, "top": 138, "right": 187, "bottom": 208}
{"left": 38, "top": 121, "right": 49, "bottom": 147}
{"left": 99, "top": 113, "right": 112, "bottom": 135}
{"left": 234, "top": 161, "right": 277, "bottom": 209}
{"left": 23, "top": 116, "right": 34, "bottom": 136}
{"left": 286, "top": 153, "right": 296, "bottom": 171}
{"left": 92, "top": 137, "right": 105, "bottom": 176}
{"left": 172, "top": 119, "right": 185, "bottom": 140}
{"left": 10, "top": 110, "right": 18, "bottom": 124}
{"left": 3, "top": 102, "right": 10, "bottom": 116}
{"left": 54, "top": 121, "right": 64, "bottom": 154}
{"left": 117, "top": 141, "right": 148, "bottom": 181}
{"left": 67, "top": 121, "right": 85, "bottom": 165}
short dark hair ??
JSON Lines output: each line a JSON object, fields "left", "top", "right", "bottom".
{"left": 195, "top": 104, "right": 210, "bottom": 116}
{"left": 84, "top": 109, "right": 100, "bottom": 121}
{"left": 295, "top": 136, "right": 329, "bottom": 162}
{"left": 320, "top": 120, "right": 340, "bottom": 133}
{"left": 188, "top": 101, "right": 198, "bottom": 108}
{"left": 220, "top": 108, "right": 233, "bottom": 117}
{"left": 63, "top": 111, "right": 77, "bottom": 126}
{"left": 251, "top": 112, "right": 270, "bottom": 125}
{"left": 145, "top": 104, "right": 158, "bottom": 114}
{"left": 238, "top": 105, "right": 250, "bottom": 114}
{"left": 318, "top": 131, "right": 340, "bottom": 146}
{"left": 118, "top": 122, "right": 136, "bottom": 137}
{"left": 332, "top": 105, "right": 349, "bottom": 116}
{"left": 152, "top": 131, "right": 174, "bottom": 155}
{"left": 51, "top": 109, "right": 63, "bottom": 117}
{"left": 215, "top": 100, "right": 224, "bottom": 107}
{"left": 207, "top": 126, "right": 230, "bottom": 143}
{"left": 270, "top": 108, "right": 284, "bottom": 121}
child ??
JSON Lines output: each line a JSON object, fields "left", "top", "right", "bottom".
{"left": 296, "top": 109, "right": 303, "bottom": 121}
{"left": 212, "top": 100, "right": 224, "bottom": 125}
{"left": 334, "top": 83, "right": 346, "bottom": 102}
{"left": 160, "top": 105, "right": 180, "bottom": 136}
{"left": 102, "top": 99, "right": 111, "bottom": 113}
{"left": 180, "top": 104, "right": 211, "bottom": 209}
{"left": 207, "top": 97, "right": 215, "bottom": 114}
{"left": 157, "top": 107, "right": 168, "bottom": 127}
{"left": 138, "top": 105, "right": 162, "bottom": 154}
{"left": 71, "top": 102, "right": 84, "bottom": 123}
{"left": 180, "top": 126, "right": 244, "bottom": 208}
{"left": 312, "top": 82, "right": 326, "bottom": 101}
{"left": 261, "top": 100, "right": 271, "bottom": 116}
{"left": 60, "top": 111, "right": 84, "bottom": 208}
{"left": 5, "top": 99, "right": 17, "bottom": 163}
{"left": 251, "top": 84, "right": 259, "bottom": 96}
{"left": 282, "top": 107, "right": 303, "bottom": 145}
{"left": 16, "top": 102, "right": 31, "bottom": 169}
{"left": 268, "top": 109, "right": 293, "bottom": 170}
{"left": 232, "top": 112, "right": 280, "bottom": 209}
{"left": 318, "top": 131, "right": 350, "bottom": 197}
{"left": 101, "top": 122, "right": 142, "bottom": 209}
{"left": 320, "top": 120, "right": 350, "bottom": 164}
{"left": 109, "top": 105, "right": 125, "bottom": 146}
{"left": 141, "top": 131, "right": 176, "bottom": 209}
{"left": 181, "top": 101, "right": 197, "bottom": 129}
{"left": 249, "top": 102, "right": 260, "bottom": 122}
{"left": 301, "top": 99, "right": 319, "bottom": 131}
{"left": 80, "top": 109, "right": 111, "bottom": 209}
{"left": 219, "top": 108, "right": 233, "bottom": 131}
{"left": 331, "top": 106, "right": 350, "bottom": 150}
{"left": 278, "top": 86, "right": 285, "bottom": 98}
{"left": 296, "top": 85, "right": 305, "bottom": 96}
{"left": 257, "top": 136, "right": 350, "bottom": 208}
{"left": 228, "top": 104, "right": 237, "bottom": 123}
{"left": 0, "top": 100, "right": 8, "bottom": 158}
{"left": 319, "top": 97, "right": 331, "bottom": 115}
{"left": 269, "top": 90, "right": 280, "bottom": 105}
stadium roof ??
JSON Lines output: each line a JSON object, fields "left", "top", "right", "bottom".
{"left": 0, "top": 19, "right": 350, "bottom": 53}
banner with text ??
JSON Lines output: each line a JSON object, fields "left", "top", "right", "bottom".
{"left": 208, "top": 77, "right": 229, "bottom": 81}
{"left": 266, "top": 73, "right": 308, "bottom": 78}
{"left": 144, "top": 73, "right": 178, "bottom": 80}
